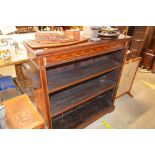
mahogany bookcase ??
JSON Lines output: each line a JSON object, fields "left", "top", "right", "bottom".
{"left": 24, "top": 35, "right": 131, "bottom": 129}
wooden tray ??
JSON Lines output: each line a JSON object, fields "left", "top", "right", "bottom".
{"left": 24, "top": 36, "right": 89, "bottom": 49}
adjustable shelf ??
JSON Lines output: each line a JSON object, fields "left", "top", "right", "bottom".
{"left": 47, "top": 56, "right": 120, "bottom": 93}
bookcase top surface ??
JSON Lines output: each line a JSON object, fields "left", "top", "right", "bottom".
{"left": 25, "top": 35, "right": 132, "bottom": 57}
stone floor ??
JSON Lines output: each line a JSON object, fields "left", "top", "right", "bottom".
{"left": 86, "top": 70, "right": 155, "bottom": 129}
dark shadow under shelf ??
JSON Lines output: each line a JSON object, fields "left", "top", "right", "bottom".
{"left": 52, "top": 93, "right": 114, "bottom": 129}
{"left": 50, "top": 76, "right": 116, "bottom": 117}
{"left": 47, "top": 58, "right": 120, "bottom": 93}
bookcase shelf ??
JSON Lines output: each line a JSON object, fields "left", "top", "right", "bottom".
{"left": 47, "top": 56, "right": 120, "bottom": 93}
{"left": 52, "top": 89, "right": 115, "bottom": 129}
{"left": 50, "top": 71, "right": 118, "bottom": 117}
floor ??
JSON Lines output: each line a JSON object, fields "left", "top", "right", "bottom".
{"left": 86, "top": 70, "right": 155, "bottom": 129}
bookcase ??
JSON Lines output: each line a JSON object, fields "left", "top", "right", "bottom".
{"left": 24, "top": 36, "right": 131, "bottom": 128}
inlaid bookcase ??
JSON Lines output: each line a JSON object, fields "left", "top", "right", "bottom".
{"left": 24, "top": 35, "right": 131, "bottom": 128}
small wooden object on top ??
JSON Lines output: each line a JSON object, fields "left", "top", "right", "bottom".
{"left": 2, "top": 94, "right": 44, "bottom": 129}
{"left": 35, "top": 29, "right": 80, "bottom": 44}
{"left": 25, "top": 30, "right": 86, "bottom": 49}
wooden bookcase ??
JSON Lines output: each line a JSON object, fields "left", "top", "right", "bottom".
{"left": 24, "top": 36, "right": 131, "bottom": 128}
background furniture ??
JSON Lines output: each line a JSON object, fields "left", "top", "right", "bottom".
{"left": 127, "top": 26, "right": 149, "bottom": 59}
{"left": 141, "top": 27, "right": 155, "bottom": 70}
{"left": 25, "top": 35, "right": 131, "bottom": 129}
{"left": 116, "top": 57, "right": 141, "bottom": 98}
{"left": 141, "top": 53, "right": 154, "bottom": 69}
{"left": 2, "top": 94, "right": 44, "bottom": 129}
{"left": 0, "top": 33, "right": 36, "bottom": 101}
